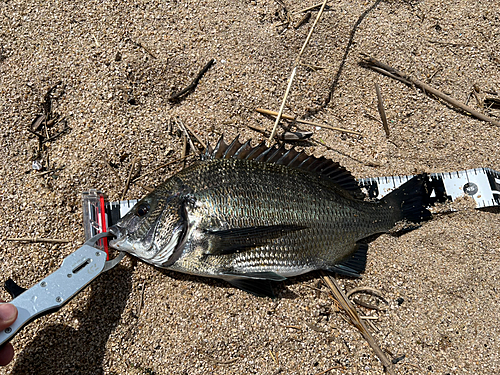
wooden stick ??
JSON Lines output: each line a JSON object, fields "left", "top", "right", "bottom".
{"left": 182, "top": 121, "right": 207, "bottom": 149}
{"left": 169, "top": 59, "right": 215, "bottom": 102}
{"left": 177, "top": 119, "right": 198, "bottom": 154}
{"left": 121, "top": 157, "right": 138, "bottom": 200}
{"left": 256, "top": 108, "right": 361, "bottom": 135}
{"left": 294, "top": 12, "right": 311, "bottom": 29}
{"left": 294, "top": 2, "right": 331, "bottom": 14}
{"left": 269, "top": 0, "right": 329, "bottom": 144}
{"left": 360, "top": 55, "right": 500, "bottom": 127}
{"left": 374, "top": 83, "right": 389, "bottom": 137}
{"left": 320, "top": 271, "right": 395, "bottom": 375}
{"left": 246, "top": 123, "right": 268, "bottom": 134}
{"left": 132, "top": 155, "right": 193, "bottom": 182}
{"left": 5, "top": 237, "right": 70, "bottom": 243}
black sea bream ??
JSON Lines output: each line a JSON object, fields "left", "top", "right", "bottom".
{"left": 109, "top": 137, "right": 430, "bottom": 296}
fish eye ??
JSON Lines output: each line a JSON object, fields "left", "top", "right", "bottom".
{"left": 136, "top": 203, "right": 150, "bottom": 217}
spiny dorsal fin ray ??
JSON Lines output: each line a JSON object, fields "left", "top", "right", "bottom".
{"left": 204, "top": 136, "right": 364, "bottom": 199}
{"left": 223, "top": 136, "right": 243, "bottom": 159}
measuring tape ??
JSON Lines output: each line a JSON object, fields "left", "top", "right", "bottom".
{"left": 82, "top": 168, "right": 500, "bottom": 242}
{"left": 359, "top": 167, "right": 500, "bottom": 208}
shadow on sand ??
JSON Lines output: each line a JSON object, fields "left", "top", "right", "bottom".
{"left": 11, "top": 265, "right": 132, "bottom": 375}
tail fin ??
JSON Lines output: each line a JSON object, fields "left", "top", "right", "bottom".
{"left": 382, "top": 174, "right": 432, "bottom": 223}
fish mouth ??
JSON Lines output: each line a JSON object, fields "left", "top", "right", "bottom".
{"left": 108, "top": 225, "right": 125, "bottom": 239}
{"left": 107, "top": 224, "right": 157, "bottom": 259}
{"left": 108, "top": 225, "right": 128, "bottom": 250}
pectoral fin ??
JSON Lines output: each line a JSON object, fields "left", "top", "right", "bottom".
{"left": 205, "top": 224, "right": 307, "bottom": 255}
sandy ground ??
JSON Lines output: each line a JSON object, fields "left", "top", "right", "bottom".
{"left": 1, "top": 0, "right": 500, "bottom": 374}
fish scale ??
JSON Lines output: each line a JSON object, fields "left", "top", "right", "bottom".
{"left": 160, "top": 159, "right": 405, "bottom": 274}
{"left": 109, "top": 137, "right": 430, "bottom": 297}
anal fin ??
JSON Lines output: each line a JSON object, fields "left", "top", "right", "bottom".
{"left": 221, "top": 272, "right": 287, "bottom": 298}
{"left": 327, "top": 243, "right": 368, "bottom": 278}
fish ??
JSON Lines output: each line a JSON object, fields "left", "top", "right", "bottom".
{"left": 109, "top": 137, "right": 431, "bottom": 297}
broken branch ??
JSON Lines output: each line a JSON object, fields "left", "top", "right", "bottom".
{"left": 360, "top": 55, "right": 500, "bottom": 127}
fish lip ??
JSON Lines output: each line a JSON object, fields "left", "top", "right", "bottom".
{"left": 108, "top": 225, "right": 128, "bottom": 250}
{"left": 108, "top": 225, "right": 125, "bottom": 239}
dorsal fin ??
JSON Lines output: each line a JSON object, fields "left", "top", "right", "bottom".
{"left": 203, "top": 136, "right": 364, "bottom": 198}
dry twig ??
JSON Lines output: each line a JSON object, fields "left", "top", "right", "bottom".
{"left": 320, "top": 271, "right": 395, "bottom": 375}
{"left": 246, "top": 123, "right": 269, "bottom": 135}
{"left": 121, "top": 157, "right": 139, "bottom": 200}
{"left": 269, "top": 0, "right": 329, "bottom": 143}
{"left": 182, "top": 121, "right": 207, "bottom": 149}
{"left": 5, "top": 237, "right": 70, "bottom": 243}
{"left": 177, "top": 118, "right": 198, "bottom": 154}
{"left": 360, "top": 55, "right": 500, "bottom": 127}
{"left": 169, "top": 59, "right": 215, "bottom": 102}
{"left": 257, "top": 108, "right": 361, "bottom": 135}
{"left": 294, "top": 12, "right": 311, "bottom": 29}
{"left": 374, "top": 83, "right": 389, "bottom": 137}
{"left": 132, "top": 154, "right": 193, "bottom": 183}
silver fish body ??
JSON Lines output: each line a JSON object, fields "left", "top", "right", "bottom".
{"left": 109, "top": 138, "right": 430, "bottom": 296}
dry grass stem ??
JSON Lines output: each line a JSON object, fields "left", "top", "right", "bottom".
{"left": 269, "top": 349, "right": 278, "bottom": 365}
{"left": 137, "top": 283, "right": 146, "bottom": 317}
{"left": 269, "top": 66, "right": 297, "bottom": 143}
{"left": 268, "top": 0, "right": 329, "bottom": 144}
{"left": 178, "top": 119, "right": 199, "bottom": 154}
{"left": 5, "top": 237, "right": 70, "bottom": 243}
{"left": 345, "top": 286, "right": 388, "bottom": 302}
{"left": 283, "top": 325, "right": 302, "bottom": 330}
{"left": 246, "top": 123, "right": 269, "bottom": 134}
{"left": 182, "top": 121, "right": 207, "bottom": 149}
{"left": 134, "top": 182, "right": 154, "bottom": 193}
{"left": 257, "top": 108, "right": 361, "bottom": 135}
{"left": 135, "top": 39, "right": 157, "bottom": 59}
{"left": 294, "top": 12, "right": 311, "bottom": 29}
{"left": 121, "top": 156, "right": 138, "bottom": 200}
{"left": 132, "top": 155, "right": 193, "bottom": 183}
{"left": 320, "top": 271, "right": 395, "bottom": 375}
{"left": 181, "top": 130, "right": 188, "bottom": 159}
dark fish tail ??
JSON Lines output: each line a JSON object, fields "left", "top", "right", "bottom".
{"left": 382, "top": 174, "right": 432, "bottom": 223}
